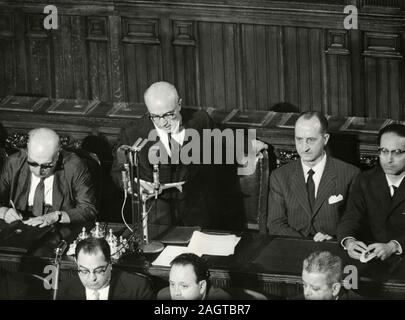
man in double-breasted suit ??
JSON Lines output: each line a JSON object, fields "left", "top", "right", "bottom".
{"left": 0, "top": 128, "right": 97, "bottom": 226}
{"left": 267, "top": 112, "right": 360, "bottom": 241}
{"left": 338, "top": 123, "right": 405, "bottom": 261}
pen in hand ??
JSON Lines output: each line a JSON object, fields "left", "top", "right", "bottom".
{"left": 9, "top": 200, "right": 23, "bottom": 221}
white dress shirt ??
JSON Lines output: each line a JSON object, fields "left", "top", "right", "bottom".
{"left": 86, "top": 285, "right": 109, "bottom": 300}
{"left": 385, "top": 174, "right": 405, "bottom": 197}
{"left": 301, "top": 153, "right": 327, "bottom": 198}
{"left": 28, "top": 173, "right": 54, "bottom": 206}
{"left": 153, "top": 120, "right": 185, "bottom": 157}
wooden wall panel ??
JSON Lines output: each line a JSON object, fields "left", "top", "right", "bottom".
{"left": 363, "top": 32, "right": 403, "bottom": 119}
{"left": 121, "top": 18, "right": 162, "bottom": 103}
{"left": 172, "top": 20, "right": 197, "bottom": 106}
{"left": 283, "top": 27, "right": 325, "bottom": 113}
{"left": 87, "top": 17, "right": 111, "bottom": 101}
{"left": 241, "top": 24, "right": 283, "bottom": 111}
{"left": 0, "top": 1, "right": 404, "bottom": 119}
{"left": 0, "top": 13, "right": 15, "bottom": 98}
{"left": 198, "top": 22, "right": 238, "bottom": 110}
{"left": 25, "top": 14, "right": 52, "bottom": 97}
{"left": 325, "top": 30, "right": 352, "bottom": 116}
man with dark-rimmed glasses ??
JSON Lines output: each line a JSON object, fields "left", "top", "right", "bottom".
{"left": 0, "top": 128, "right": 97, "bottom": 226}
{"left": 59, "top": 237, "right": 153, "bottom": 300}
{"left": 338, "top": 123, "right": 405, "bottom": 261}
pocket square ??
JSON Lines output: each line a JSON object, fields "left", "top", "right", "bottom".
{"left": 328, "top": 194, "right": 343, "bottom": 204}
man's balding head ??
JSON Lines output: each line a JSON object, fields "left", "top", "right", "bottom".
{"left": 27, "top": 128, "right": 60, "bottom": 178}
{"left": 144, "top": 81, "right": 179, "bottom": 115}
{"left": 144, "top": 81, "right": 182, "bottom": 132}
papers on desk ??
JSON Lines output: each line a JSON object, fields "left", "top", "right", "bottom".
{"left": 152, "top": 231, "right": 241, "bottom": 267}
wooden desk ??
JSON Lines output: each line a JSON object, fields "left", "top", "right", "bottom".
{"left": 1, "top": 222, "right": 404, "bottom": 299}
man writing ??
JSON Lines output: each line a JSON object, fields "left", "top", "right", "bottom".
{"left": 0, "top": 128, "right": 97, "bottom": 226}
{"left": 338, "top": 123, "right": 405, "bottom": 261}
{"left": 267, "top": 111, "right": 360, "bottom": 241}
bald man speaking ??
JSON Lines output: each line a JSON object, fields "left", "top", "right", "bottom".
{"left": 111, "top": 81, "right": 219, "bottom": 227}
{"left": 0, "top": 128, "right": 97, "bottom": 226}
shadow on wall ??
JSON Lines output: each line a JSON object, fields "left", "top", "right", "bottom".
{"left": 80, "top": 134, "right": 123, "bottom": 223}
{"left": 270, "top": 102, "right": 300, "bottom": 113}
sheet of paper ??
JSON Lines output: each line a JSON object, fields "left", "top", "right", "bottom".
{"left": 152, "top": 245, "right": 198, "bottom": 267}
{"left": 188, "top": 231, "right": 241, "bottom": 256}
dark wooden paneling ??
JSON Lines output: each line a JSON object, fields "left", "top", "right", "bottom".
{"left": 0, "top": 13, "right": 15, "bottom": 98}
{"left": 198, "top": 21, "right": 238, "bottom": 110}
{"left": 87, "top": 17, "right": 111, "bottom": 101}
{"left": 325, "top": 29, "right": 352, "bottom": 116}
{"left": 172, "top": 20, "right": 197, "bottom": 106}
{"left": 241, "top": 24, "right": 284, "bottom": 111}
{"left": 25, "top": 14, "right": 52, "bottom": 96}
{"left": 0, "top": 0, "right": 404, "bottom": 119}
{"left": 363, "top": 32, "right": 403, "bottom": 119}
{"left": 121, "top": 17, "right": 162, "bottom": 103}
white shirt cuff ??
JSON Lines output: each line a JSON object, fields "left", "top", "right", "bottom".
{"left": 341, "top": 237, "right": 356, "bottom": 250}
{"left": 391, "top": 240, "right": 403, "bottom": 255}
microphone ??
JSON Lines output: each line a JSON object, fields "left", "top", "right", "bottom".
{"left": 121, "top": 170, "right": 128, "bottom": 194}
{"left": 153, "top": 164, "right": 160, "bottom": 199}
{"left": 55, "top": 240, "right": 68, "bottom": 257}
{"left": 124, "top": 163, "right": 132, "bottom": 194}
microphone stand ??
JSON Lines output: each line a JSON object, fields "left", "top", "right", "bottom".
{"left": 126, "top": 138, "right": 148, "bottom": 250}
{"left": 52, "top": 240, "right": 67, "bottom": 300}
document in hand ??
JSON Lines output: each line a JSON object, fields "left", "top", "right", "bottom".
{"left": 152, "top": 231, "right": 241, "bottom": 267}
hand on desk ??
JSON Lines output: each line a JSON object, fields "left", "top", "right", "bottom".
{"left": 23, "top": 212, "right": 59, "bottom": 228}
{"left": 313, "top": 232, "right": 333, "bottom": 242}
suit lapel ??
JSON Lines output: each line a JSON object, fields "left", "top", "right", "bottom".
{"left": 108, "top": 271, "right": 126, "bottom": 300}
{"left": 52, "top": 159, "right": 65, "bottom": 210}
{"left": 370, "top": 167, "right": 392, "bottom": 217}
{"left": 13, "top": 163, "right": 30, "bottom": 211}
{"left": 389, "top": 174, "right": 405, "bottom": 214}
{"left": 312, "top": 157, "right": 337, "bottom": 216}
{"left": 291, "top": 161, "right": 312, "bottom": 217}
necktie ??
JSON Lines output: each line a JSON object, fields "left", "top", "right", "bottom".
{"left": 392, "top": 185, "right": 398, "bottom": 198}
{"left": 33, "top": 178, "right": 45, "bottom": 216}
{"left": 306, "top": 169, "right": 315, "bottom": 211}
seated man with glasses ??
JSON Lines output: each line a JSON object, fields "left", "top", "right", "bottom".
{"left": 338, "top": 123, "right": 405, "bottom": 261}
{"left": 0, "top": 128, "right": 97, "bottom": 226}
{"left": 59, "top": 237, "right": 154, "bottom": 300}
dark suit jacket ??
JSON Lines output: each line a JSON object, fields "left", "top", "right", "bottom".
{"left": 0, "top": 149, "right": 97, "bottom": 223}
{"left": 291, "top": 289, "right": 363, "bottom": 300}
{"left": 58, "top": 269, "right": 154, "bottom": 300}
{"left": 338, "top": 166, "right": 405, "bottom": 249}
{"left": 111, "top": 108, "right": 221, "bottom": 227}
{"left": 267, "top": 156, "right": 360, "bottom": 237}
{"left": 157, "top": 286, "right": 231, "bottom": 300}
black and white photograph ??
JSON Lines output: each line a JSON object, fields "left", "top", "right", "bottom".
{"left": 0, "top": 0, "right": 404, "bottom": 311}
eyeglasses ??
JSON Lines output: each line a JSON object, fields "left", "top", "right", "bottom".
{"left": 27, "top": 152, "right": 60, "bottom": 170}
{"left": 148, "top": 99, "right": 181, "bottom": 122}
{"left": 377, "top": 147, "right": 405, "bottom": 157}
{"left": 149, "top": 110, "right": 178, "bottom": 122}
{"left": 77, "top": 264, "right": 110, "bottom": 276}
{"left": 27, "top": 160, "right": 56, "bottom": 170}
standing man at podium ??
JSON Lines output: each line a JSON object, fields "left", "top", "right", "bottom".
{"left": 111, "top": 81, "right": 218, "bottom": 227}
{"left": 0, "top": 128, "right": 97, "bottom": 226}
